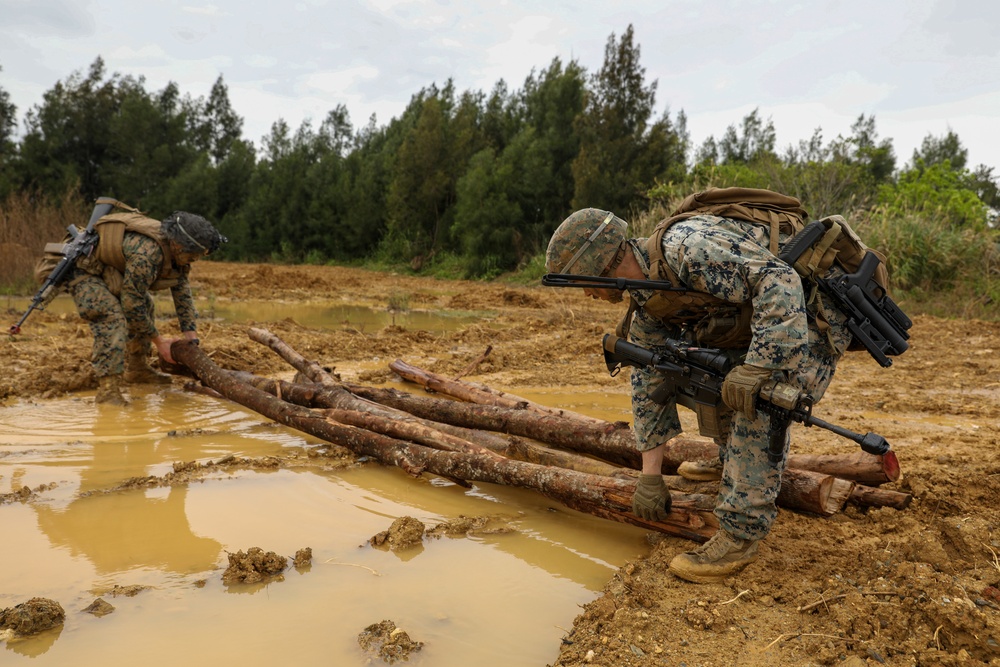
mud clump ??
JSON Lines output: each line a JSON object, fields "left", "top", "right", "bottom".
{"left": 222, "top": 547, "right": 288, "bottom": 585}
{"left": 425, "top": 513, "right": 520, "bottom": 538}
{"left": 0, "top": 598, "right": 65, "bottom": 637}
{"left": 293, "top": 547, "right": 313, "bottom": 569}
{"left": 369, "top": 516, "right": 426, "bottom": 552}
{"left": 82, "top": 598, "right": 115, "bottom": 617}
{"left": 357, "top": 619, "right": 423, "bottom": 664}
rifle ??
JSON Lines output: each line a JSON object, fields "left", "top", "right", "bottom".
{"left": 9, "top": 197, "right": 117, "bottom": 335}
{"left": 602, "top": 334, "right": 891, "bottom": 464}
{"left": 778, "top": 220, "right": 911, "bottom": 367}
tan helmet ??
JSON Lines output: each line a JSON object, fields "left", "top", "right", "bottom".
{"left": 545, "top": 208, "right": 628, "bottom": 275}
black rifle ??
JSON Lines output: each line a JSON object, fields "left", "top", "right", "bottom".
{"left": 778, "top": 220, "right": 912, "bottom": 367}
{"left": 602, "top": 334, "right": 891, "bottom": 464}
{"left": 9, "top": 197, "right": 117, "bottom": 335}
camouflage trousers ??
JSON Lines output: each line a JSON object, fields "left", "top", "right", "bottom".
{"left": 70, "top": 274, "right": 152, "bottom": 378}
{"left": 714, "top": 332, "right": 842, "bottom": 541}
{"left": 631, "top": 322, "right": 846, "bottom": 542}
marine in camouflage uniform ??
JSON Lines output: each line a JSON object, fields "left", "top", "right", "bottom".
{"left": 545, "top": 205, "right": 852, "bottom": 583}
{"left": 68, "top": 210, "right": 225, "bottom": 405}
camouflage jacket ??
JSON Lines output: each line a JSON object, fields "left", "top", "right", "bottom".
{"left": 627, "top": 214, "right": 851, "bottom": 370}
{"left": 120, "top": 232, "right": 198, "bottom": 340}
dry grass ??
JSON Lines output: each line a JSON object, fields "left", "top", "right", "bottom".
{"left": 0, "top": 190, "right": 88, "bottom": 293}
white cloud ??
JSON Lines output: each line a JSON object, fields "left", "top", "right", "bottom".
{"left": 181, "top": 4, "right": 229, "bottom": 17}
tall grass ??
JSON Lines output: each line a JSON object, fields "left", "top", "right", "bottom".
{"left": 855, "top": 205, "right": 999, "bottom": 320}
{"left": 0, "top": 190, "right": 88, "bottom": 294}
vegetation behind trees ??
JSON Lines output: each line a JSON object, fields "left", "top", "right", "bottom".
{"left": 1, "top": 27, "right": 997, "bottom": 319}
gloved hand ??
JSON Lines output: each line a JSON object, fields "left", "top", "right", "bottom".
{"left": 721, "top": 363, "right": 773, "bottom": 420}
{"left": 632, "top": 474, "right": 672, "bottom": 521}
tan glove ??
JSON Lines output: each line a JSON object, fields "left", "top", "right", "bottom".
{"left": 631, "top": 474, "right": 672, "bottom": 521}
{"left": 721, "top": 363, "right": 773, "bottom": 420}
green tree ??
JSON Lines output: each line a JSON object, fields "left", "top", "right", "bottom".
{"left": 879, "top": 160, "right": 988, "bottom": 229}
{"left": 188, "top": 75, "right": 245, "bottom": 165}
{"left": 911, "top": 129, "right": 967, "bottom": 171}
{"left": 453, "top": 128, "right": 557, "bottom": 277}
{"left": 571, "top": 25, "right": 686, "bottom": 213}
{"left": 381, "top": 82, "right": 488, "bottom": 266}
{"left": 520, "top": 58, "right": 587, "bottom": 224}
{"left": 831, "top": 114, "right": 896, "bottom": 187}
{"left": 716, "top": 108, "right": 777, "bottom": 164}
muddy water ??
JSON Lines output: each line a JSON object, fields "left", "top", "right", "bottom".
{"left": 0, "top": 382, "right": 649, "bottom": 666}
{"left": 8, "top": 294, "right": 483, "bottom": 333}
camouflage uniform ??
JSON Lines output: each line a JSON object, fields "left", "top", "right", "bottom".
{"left": 626, "top": 215, "right": 853, "bottom": 541}
{"left": 71, "top": 232, "right": 198, "bottom": 379}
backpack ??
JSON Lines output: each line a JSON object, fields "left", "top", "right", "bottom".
{"left": 642, "top": 187, "right": 894, "bottom": 352}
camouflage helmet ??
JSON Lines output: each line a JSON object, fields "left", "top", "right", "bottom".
{"left": 545, "top": 208, "right": 628, "bottom": 275}
{"left": 162, "top": 212, "right": 228, "bottom": 255}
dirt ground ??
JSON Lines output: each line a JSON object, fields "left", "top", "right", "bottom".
{"left": 2, "top": 260, "right": 999, "bottom": 666}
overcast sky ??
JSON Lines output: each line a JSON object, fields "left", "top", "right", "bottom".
{"left": 2, "top": 0, "right": 998, "bottom": 172}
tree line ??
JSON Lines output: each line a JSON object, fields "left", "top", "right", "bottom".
{"left": 0, "top": 26, "right": 997, "bottom": 309}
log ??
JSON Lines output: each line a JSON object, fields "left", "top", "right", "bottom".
{"left": 389, "top": 358, "right": 609, "bottom": 425}
{"left": 665, "top": 440, "right": 900, "bottom": 486}
{"left": 386, "top": 360, "right": 902, "bottom": 485}
{"left": 232, "top": 371, "right": 863, "bottom": 515}
{"left": 172, "top": 339, "right": 719, "bottom": 541}
{"left": 849, "top": 484, "right": 912, "bottom": 510}
{"left": 779, "top": 468, "right": 855, "bottom": 516}
{"left": 342, "top": 382, "right": 901, "bottom": 485}
{"left": 238, "top": 331, "right": 899, "bottom": 514}
{"left": 346, "top": 382, "right": 643, "bottom": 468}
{"left": 224, "top": 372, "right": 630, "bottom": 479}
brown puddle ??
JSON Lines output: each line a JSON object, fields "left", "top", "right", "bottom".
{"left": 7, "top": 294, "right": 483, "bottom": 334}
{"left": 0, "top": 383, "right": 649, "bottom": 665}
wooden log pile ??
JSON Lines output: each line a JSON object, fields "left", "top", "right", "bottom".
{"left": 171, "top": 328, "right": 911, "bottom": 544}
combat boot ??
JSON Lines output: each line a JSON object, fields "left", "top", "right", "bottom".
{"left": 677, "top": 458, "right": 723, "bottom": 482}
{"left": 95, "top": 375, "right": 129, "bottom": 406}
{"left": 668, "top": 530, "right": 760, "bottom": 583}
{"left": 124, "top": 343, "right": 173, "bottom": 384}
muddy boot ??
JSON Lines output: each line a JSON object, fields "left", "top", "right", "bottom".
{"left": 677, "top": 458, "right": 723, "bottom": 482}
{"left": 95, "top": 375, "right": 129, "bottom": 406}
{"left": 668, "top": 530, "right": 760, "bottom": 584}
{"left": 124, "top": 342, "right": 173, "bottom": 384}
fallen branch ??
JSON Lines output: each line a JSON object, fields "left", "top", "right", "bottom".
{"left": 385, "top": 360, "right": 902, "bottom": 486}
{"left": 172, "top": 339, "right": 719, "bottom": 542}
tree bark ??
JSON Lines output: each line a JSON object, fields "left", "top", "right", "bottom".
{"left": 849, "top": 484, "right": 912, "bottom": 510}
{"left": 172, "top": 339, "right": 719, "bottom": 541}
